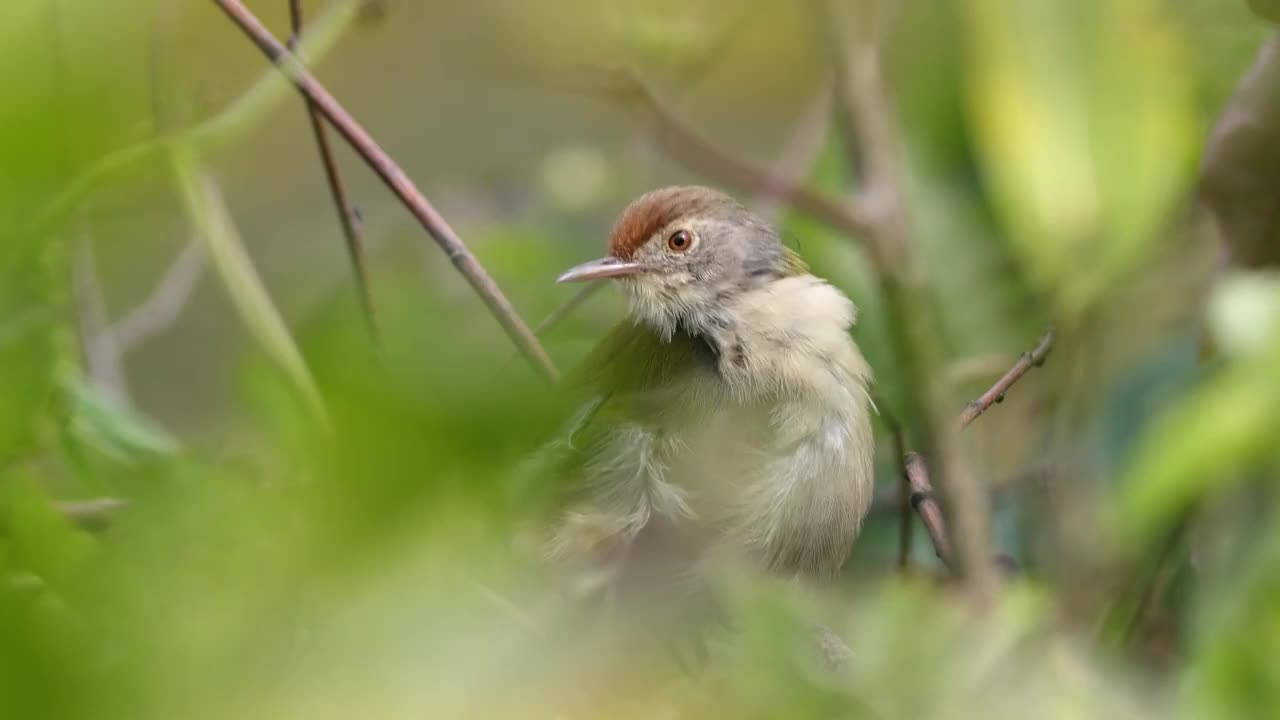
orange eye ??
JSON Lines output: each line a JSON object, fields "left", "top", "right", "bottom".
{"left": 667, "top": 230, "right": 693, "bottom": 253}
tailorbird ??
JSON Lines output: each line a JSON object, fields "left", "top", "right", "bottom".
{"left": 545, "top": 185, "right": 876, "bottom": 600}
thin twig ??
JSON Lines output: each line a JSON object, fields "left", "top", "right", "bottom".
{"left": 752, "top": 83, "right": 835, "bottom": 224}
{"left": 213, "top": 0, "right": 557, "bottom": 383}
{"left": 823, "top": 0, "right": 997, "bottom": 597}
{"left": 903, "top": 453, "right": 953, "bottom": 567}
{"left": 33, "top": 0, "right": 364, "bottom": 237}
{"left": 554, "top": 66, "right": 878, "bottom": 245}
{"left": 534, "top": 281, "right": 605, "bottom": 337}
{"left": 958, "top": 330, "right": 1056, "bottom": 429}
{"left": 286, "top": 0, "right": 379, "bottom": 344}
{"left": 1120, "top": 513, "right": 1190, "bottom": 645}
{"left": 465, "top": 576, "right": 546, "bottom": 638}
{"left": 895, "top": 333, "right": 1056, "bottom": 569}
{"left": 884, "top": 411, "right": 914, "bottom": 570}
{"left": 173, "top": 154, "right": 329, "bottom": 424}
{"left": 946, "top": 353, "right": 1026, "bottom": 387}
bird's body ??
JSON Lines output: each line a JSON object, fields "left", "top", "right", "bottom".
{"left": 546, "top": 186, "right": 875, "bottom": 592}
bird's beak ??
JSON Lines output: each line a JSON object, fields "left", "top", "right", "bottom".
{"left": 556, "top": 256, "right": 647, "bottom": 284}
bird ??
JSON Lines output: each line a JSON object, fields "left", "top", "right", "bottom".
{"left": 541, "top": 185, "right": 876, "bottom": 611}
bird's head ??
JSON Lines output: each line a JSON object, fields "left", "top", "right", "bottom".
{"left": 558, "top": 186, "right": 797, "bottom": 338}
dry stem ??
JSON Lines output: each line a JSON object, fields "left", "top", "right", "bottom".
{"left": 212, "top": 0, "right": 558, "bottom": 383}
{"left": 286, "top": 0, "right": 380, "bottom": 344}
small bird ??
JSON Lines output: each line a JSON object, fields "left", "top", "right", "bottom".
{"left": 545, "top": 185, "right": 876, "bottom": 602}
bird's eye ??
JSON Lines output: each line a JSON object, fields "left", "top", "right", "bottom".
{"left": 667, "top": 229, "right": 693, "bottom": 253}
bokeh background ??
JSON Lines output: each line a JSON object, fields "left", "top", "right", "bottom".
{"left": 3, "top": 0, "right": 1279, "bottom": 717}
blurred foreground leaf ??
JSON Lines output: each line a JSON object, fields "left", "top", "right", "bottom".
{"left": 1, "top": 473, "right": 96, "bottom": 591}
{"left": 1113, "top": 316, "right": 1280, "bottom": 545}
{"left": 1186, "top": 520, "right": 1280, "bottom": 718}
{"left": 63, "top": 376, "right": 180, "bottom": 463}
{"left": 964, "top": 0, "right": 1197, "bottom": 312}
{"left": 172, "top": 150, "right": 326, "bottom": 425}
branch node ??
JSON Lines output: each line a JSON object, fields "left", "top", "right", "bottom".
{"left": 908, "top": 490, "right": 934, "bottom": 510}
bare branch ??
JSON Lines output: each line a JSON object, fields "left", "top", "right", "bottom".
{"left": 752, "top": 84, "right": 835, "bottom": 224}
{"left": 903, "top": 452, "right": 953, "bottom": 568}
{"left": 287, "top": 0, "right": 380, "bottom": 344}
{"left": 889, "top": 332, "right": 1056, "bottom": 570}
{"left": 822, "top": 0, "right": 995, "bottom": 596}
{"left": 534, "top": 281, "right": 606, "bottom": 338}
{"left": 34, "top": 0, "right": 364, "bottom": 237}
{"left": 881, "top": 408, "right": 914, "bottom": 570}
{"left": 554, "top": 66, "right": 878, "bottom": 244}
{"left": 212, "top": 0, "right": 556, "bottom": 382}
{"left": 958, "top": 330, "right": 1056, "bottom": 429}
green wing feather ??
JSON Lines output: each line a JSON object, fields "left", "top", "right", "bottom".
{"left": 780, "top": 246, "right": 810, "bottom": 277}
{"left": 526, "top": 321, "right": 716, "bottom": 505}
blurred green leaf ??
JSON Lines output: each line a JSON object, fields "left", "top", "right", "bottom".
{"left": 1112, "top": 329, "right": 1280, "bottom": 544}
{"left": 172, "top": 150, "right": 326, "bottom": 426}
{"left": 1249, "top": 0, "right": 1280, "bottom": 23}
{"left": 604, "top": 0, "right": 748, "bottom": 79}
{"left": 964, "top": 0, "right": 1197, "bottom": 312}
{"left": 0, "top": 473, "right": 96, "bottom": 591}
{"left": 29, "top": 0, "right": 363, "bottom": 236}
{"left": 63, "top": 375, "right": 180, "bottom": 463}
{"left": 0, "top": 256, "right": 59, "bottom": 463}
{"left": 1186, "top": 520, "right": 1280, "bottom": 718}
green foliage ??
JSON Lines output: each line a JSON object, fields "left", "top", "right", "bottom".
{"left": 63, "top": 377, "right": 180, "bottom": 463}
{"left": 0, "top": 247, "right": 60, "bottom": 463}
{"left": 1114, "top": 275, "right": 1280, "bottom": 545}
{"left": 1187, "top": 524, "right": 1280, "bottom": 718}
{"left": 963, "top": 0, "right": 1198, "bottom": 314}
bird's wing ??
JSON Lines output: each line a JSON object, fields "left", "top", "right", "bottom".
{"left": 524, "top": 321, "right": 719, "bottom": 515}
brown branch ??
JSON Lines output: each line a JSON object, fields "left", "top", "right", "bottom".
{"left": 750, "top": 84, "right": 835, "bottom": 224}
{"left": 555, "top": 66, "right": 878, "bottom": 245}
{"left": 958, "top": 330, "right": 1056, "bottom": 429}
{"left": 903, "top": 453, "right": 953, "bottom": 567}
{"left": 212, "top": 0, "right": 558, "bottom": 383}
{"left": 652, "top": 107, "right": 879, "bottom": 247}
{"left": 534, "top": 281, "right": 605, "bottom": 338}
{"left": 885, "top": 412, "right": 914, "bottom": 570}
{"left": 822, "top": 0, "right": 996, "bottom": 595}
{"left": 894, "top": 333, "right": 1055, "bottom": 570}
{"left": 286, "top": 0, "right": 379, "bottom": 344}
